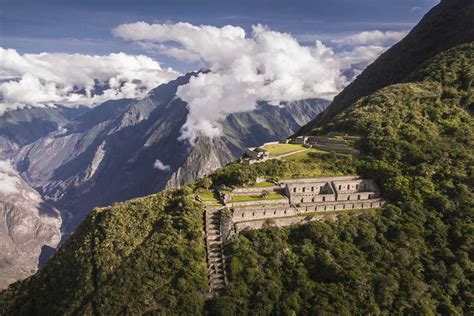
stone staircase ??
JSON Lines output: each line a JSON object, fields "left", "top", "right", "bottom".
{"left": 204, "top": 207, "right": 227, "bottom": 296}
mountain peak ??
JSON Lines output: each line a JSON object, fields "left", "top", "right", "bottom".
{"left": 298, "top": 0, "right": 474, "bottom": 134}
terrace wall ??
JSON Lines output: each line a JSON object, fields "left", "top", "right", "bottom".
{"left": 232, "top": 198, "right": 385, "bottom": 224}
{"left": 230, "top": 186, "right": 281, "bottom": 196}
{"left": 227, "top": 198, "right": 289, "bottom": 208}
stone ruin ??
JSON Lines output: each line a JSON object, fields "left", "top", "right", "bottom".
{"left": 216, "top": 176, "right": 385, "bottom": 238}
{"left": 202, "top": 176, "right": 386, "bottom": 296}
{"left": 240, "top": 146, "right": 270, "bottom": 165}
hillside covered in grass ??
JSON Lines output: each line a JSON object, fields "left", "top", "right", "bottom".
{"left": 0, "top": 190, "right": 208, "bottom": 315}
{"left": 299, "top": 0, "right": 473, "bottom": 132}
{"left": 1, "top": 2, "right": 473, "bottom": 315}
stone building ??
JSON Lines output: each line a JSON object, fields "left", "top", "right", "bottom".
{"left": 288, "top": 136, "right": 308, "bottom": 145}
{"left": 285, "top": 180, "right": 336, "bottom": 203}
{"left": 332, "top": 178, "right": 378, "bottom": 201}
{"left": 240, "top": 147, "right": 270, "bottom": 165}
{"left": 284, "top": 177, "right": 380, "bottom": 204}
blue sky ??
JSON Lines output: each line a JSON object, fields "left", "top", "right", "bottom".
{"left": 1, "top": 0, "right": 438, "bottom": 69}
{"left": 0, "top": 0, "right": 441, "bottom": 138}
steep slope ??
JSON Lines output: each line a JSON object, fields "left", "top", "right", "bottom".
{"left": 166, "top": 100, "right": 323, "bottom": 188}
{"left": 0, "top": 107, "right": 87, "bottom": 159}
{"left": 15, "top": 74, "right": 326, "bottom": 232}
{"left": 1, "top": 29, "right": 472, "bottom": 316}
{"left": 0, "top": 160, "right": 61, "bottom": 290}
{"left": 298, "top": 0, "right": 474, "bottom": 134}
{"left": 209, "top": 42, "right": 473, "bottom": 315}
{"left": 0, "top": 189, "right": 207, "bottom": 314}
{"left": 0, "top": 108, "right": 86, "bottom": 290}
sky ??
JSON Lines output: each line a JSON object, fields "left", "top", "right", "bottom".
{"left": 1, "top": 0, "right": 437, "bottom": 69}
{"left": 0, "top": 0, "right": 439, "bottom": 142}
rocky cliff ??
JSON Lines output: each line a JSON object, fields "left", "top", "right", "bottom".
{"left": 14, "top": 74, "right": 326, "bottom": 233}
{"left": 0, "top": 160, "right": 61, "bottom": 289}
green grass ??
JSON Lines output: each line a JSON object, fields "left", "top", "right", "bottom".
{"left": 249, "top": 181, "right": 275, "bottom": 188}
{"left": 199, "top": 192, "right": 220, "bottom": 201}
{"left": 199, "top": 192, "right": 223, "bottom": 205}
{"left": 230, "top": 193, "right": 286, "bottom": 202}
{"left": 281, "top": 151, "right": 357, "bottom": 179}
{"left": 263, "top": 143, "right": 305, "bottom": 157}
{"left": 282, "top": 148, "right": 328, "bottom": 162}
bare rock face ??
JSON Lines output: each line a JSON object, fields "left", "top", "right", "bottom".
{"left": 14, "top": 74, "right": 328, "bottom": 233}
{"left": 0, "top": 160, "right": 61, "bottom": 289}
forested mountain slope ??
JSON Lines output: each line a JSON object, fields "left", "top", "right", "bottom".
{"left": 298, "top": 0, "right": 474, "bottom": 133}
{"left": 0, "top": 4, "right": 472, "bottom": 316}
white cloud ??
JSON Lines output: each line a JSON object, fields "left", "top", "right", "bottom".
{"left": 338, "top": 45, "right": 388, "bottom": 67}
{"left": 114, "top": 22, "right": 348, "bottom": 143}
{"left": 153, "top": 159, "right": 170, "bottom": 171}
{"left": 0, "top": 48, "right": 180, "bottom": 114}
{"left": 331, "top": 30, "right": 407, "bottom": 47}
{"left": 0, "top": 160, "right": 19, "bottom": 194}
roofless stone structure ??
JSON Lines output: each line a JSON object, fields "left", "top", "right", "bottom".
{"left": 202, "top": 176, "right": 386, "bottom": 296}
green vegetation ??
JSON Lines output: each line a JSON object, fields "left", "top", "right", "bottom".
{"left": 263, "top": 143, "right": 304, "bottom": 156}
{"left": 0, "top": 189, "right": 208, "bottom": 315}
{"left": 210, "top": 152, "right": 357, "bottom": 188}
{"left": 282, "top": 150, "right": 357, "bottom": 178}
{"left": 230, "top": 193, "right": 286, "bottom": 202}
{"left": 251, "top": 181, "right": 275, "bottom": 187}
{"left": 282, "top": 148, "right": 328, "bottom": 161}
{"left": 208, "top": 43, "right": 474, "bottom": 314}
{"left": 200, "top": 191, "right": 223, "bottom": 206}
{"left": 0, "top": 7, "right": 472, "bottom": 314}
{"left": 199, "top": 191, "right": 220, "bottom": 201}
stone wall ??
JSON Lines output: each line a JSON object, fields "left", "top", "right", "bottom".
{"left": 232, "top": 198, "right": 385, "bottom": 224}
{"left": 336, "top": 191, "right": 376, "bottom": 201}
{"left": 233, "top": 205, "right": 298, "bottom": 222}
{"left": 228, "top": 198, "right": 289, "bottom": 208}
{"left": 286, "top": 181, "right": 333, "bottom": 194}
{"left": 230, "top": 186, "right": 281, "bottom": 196}
{"left": 333, "top": 179, "right": 377, "bottom": 193}
{"left": 293, "top": 193, "right": 336, "bottom": 204}
{"left": 235, "top": 213, "right": 341, "bottom": 233}
{"left": 280, "top": 176, "right": 358, "bottom": 185}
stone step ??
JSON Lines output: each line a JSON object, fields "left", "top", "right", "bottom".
{"left": 210, "top": 278, "right": 225, "bottom": 285}
{"left": 204, "top": 209, "right": 227, "bottom": 296}
{"left": 209, "top": 253, "right": 223, "bottom": 259}
{"left": 207, "top": 229, "right": 221, "bottom": 235}
{"left": 208, "top": 256, "right": 223, "bottom": 263}
{"left": 207, "top": 238, "right": 221, "bottom": 244}
{"left": 211, "top": 281, "right": 226, "bottom": 288}
{"left": 207, "top": 236, "right": 221, "bottom": 242}
{"left": 208, "top": 249, "right": 222, "bottom": 255}
{"left": 209, "top": 272, "right": 224, "bottom": 278}
{"left": 208, "top": 265, "right": 224, "bottom": 273}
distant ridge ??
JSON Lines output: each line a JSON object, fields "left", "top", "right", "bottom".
{"left": 298, "top": 0, "right": 474, "bottom": 134}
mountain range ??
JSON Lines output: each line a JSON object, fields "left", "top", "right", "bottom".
{"left": 0, "top": 73, "right": 327, "bottom": 288}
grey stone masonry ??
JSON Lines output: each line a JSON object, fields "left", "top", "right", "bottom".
{"left": 283, "top": 176, "right": 380, "bottom": 204}
{"left": 204, "top": 207, "right": 227, "bottom": 296}
{"left": 231, "top": 198, "right": 384, "bottom": 225}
